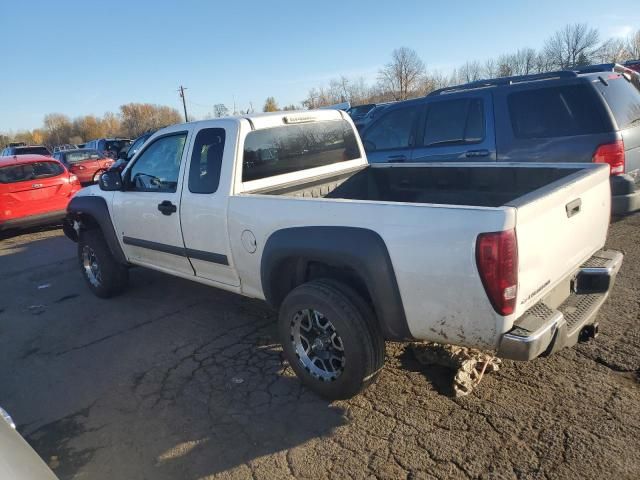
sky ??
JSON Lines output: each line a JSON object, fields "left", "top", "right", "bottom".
{"left": 1, "top": 0, "right": 638, "bottom": 132}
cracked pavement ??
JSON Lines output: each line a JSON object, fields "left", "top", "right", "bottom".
{"left": 0, "top": 214, "right": 638, "bottom": 479}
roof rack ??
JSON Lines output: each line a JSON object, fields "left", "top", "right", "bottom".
{"left": 428, "top": 70, "right": 579, "bottom": 96}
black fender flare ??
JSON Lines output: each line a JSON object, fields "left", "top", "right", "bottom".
{"left": 260, "top": 226, "right": 411, "bottom": 340}
{"left": 65, "top": 195, "right": 128, "bottom": 265}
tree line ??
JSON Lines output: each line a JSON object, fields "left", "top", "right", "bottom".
{"left": 301, "top": 23, "right": 640, "bottom": 108}
{"left": 1, "top": 103, "right": 182, "bottom": 148}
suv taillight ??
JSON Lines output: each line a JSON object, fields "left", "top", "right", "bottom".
{"left": 593, "top": 140, "right": 625, "bottom": 175}
{"left": 476, "top": 229, "right": 518, "bottom": 316}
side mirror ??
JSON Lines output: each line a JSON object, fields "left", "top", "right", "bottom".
{"left": 117, "top": 150, "right": 128, "bottom": 160}
{"left": 363, "top": 139, "right": 376, "bottom": 151}
{"left": 99, "top": 170, "right": 123, "bottom": 191}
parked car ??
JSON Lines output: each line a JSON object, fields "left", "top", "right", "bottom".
{"left": 354, "top": 102, "right": 394, "bottom": 131}
{"left": 53, "top": 144, "right": 78, "bottom": 153}
{"left": 624, "top": 59, "right": 640, "bottom": 73}
{"left": 1, "top": 145, "right": 51, "bottom": 156}
{"left": 360, "top": 69, "right": 640, "bottom": 215}
{"left": 109, "top": 131, "right": 157, "bottom": 172}
{"left": 52, "top": 149, "right": 114, "bottom": 184}
{"left": 0, "top": 407, "right": 58, "bottom": 479}
{"left": 347, "top": 103, "right": 376, "bottom": 123}
{"left": 64, "top": 110, "right": 621, "bottom": 400}
{"left": 0, "top": 154, "right": 81, "bottom": 231}
{"left": 83, "top": 138, "right": 131, "bottom": 160}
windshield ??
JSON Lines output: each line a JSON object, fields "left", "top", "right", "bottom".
{"left": 64, "top": 150, "right": 102, "bottom": 163}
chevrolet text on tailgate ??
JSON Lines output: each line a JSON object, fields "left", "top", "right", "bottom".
{"left": 63, "top": 110, "right": 623, "bottom": 399}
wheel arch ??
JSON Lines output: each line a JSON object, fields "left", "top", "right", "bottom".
{"left": 260, "top": 226, "right": 411, "bottom": 341}
{"left": 65, "top": 195, "right": 128, "bottom": 265}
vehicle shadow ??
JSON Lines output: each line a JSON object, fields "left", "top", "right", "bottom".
{"left": 397, "top": 347, "right": 457, "bottom": 397}
{"left": 0, "top": 223, "right": 63, "bottom": 241}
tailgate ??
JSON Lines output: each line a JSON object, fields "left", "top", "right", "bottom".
{"left": 510, "top": 164, "right": 611, "bottom": 317}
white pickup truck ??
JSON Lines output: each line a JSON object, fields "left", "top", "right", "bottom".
{"left": 64, "top": 110, "right": 623, "bottom": 399}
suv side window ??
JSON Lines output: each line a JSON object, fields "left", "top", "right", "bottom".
{"left": 127, "top": 133, "right": 187, "bottom": 192}
{"left": 188, "top": 128, "right": 226, "bottom": 194}
{"left": 595, "top": 76, "right": 640, "bottom": 130}
{"left": 363, "top": 105, "right": 420, "bottom": 151}
{"left": 422, "top": 98, "right": 484, "bottom": 146}
{"left": 508, "top": 84, "right": 609, "bottom": 139}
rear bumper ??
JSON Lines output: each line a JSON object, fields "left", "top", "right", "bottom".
{"left": 611, "top": 173, "right": 640, "bottom": 215}
{"left": 497, "top": 249, "right": 623, "bottom": 361}
{"left": 0, "top": 210, "right": 67, "bottom": 231}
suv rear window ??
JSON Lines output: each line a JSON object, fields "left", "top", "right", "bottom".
{"left": 508, "top": 84, "right": 610, "bottom": 139}
{"left": 595, "top": 76, "right": 640, "bottom": 130}
{"left": 242, "top": 120, "right": 360, "bottom": 182}
{"left": 13, "top": 146, "right": 50, "bottom": 156}
{"left": 0, "top": 161, "right": 65, "bottom": 184}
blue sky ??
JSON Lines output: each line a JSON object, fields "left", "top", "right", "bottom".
{"left": 1, "top": 0, "right": 638, "bottom": 131}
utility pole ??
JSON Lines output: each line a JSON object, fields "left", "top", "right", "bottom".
{"left": 178, "top": 85, "right": 189, "bottom": 122}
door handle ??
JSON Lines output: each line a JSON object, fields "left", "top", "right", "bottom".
{"left": 465, "top": 149, "right": 490, "bottom": 158}
{"left": 387, "top": 155, "right": 407, "bottom": 163}
{"left": 566, "top": 198, "right": 581, "bottom": 218}
{"left": 157, "top": 200, "right": 177, "bottom": 216}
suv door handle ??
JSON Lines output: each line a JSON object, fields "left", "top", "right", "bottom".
{"left": 157, "top": 200, "right": 177, "bottom": 216}
{"left": 465, "top": 149, "right": 490, "bottom": 158}
{"left": 387, "top": 155, "right": 407, "bottom": 163}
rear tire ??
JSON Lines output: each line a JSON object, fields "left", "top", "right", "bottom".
{"left": 78, "top": 229, "right": 128, "bottom": 298}
{"left": 278, "top": 279, "right": 385, "bottom": 400}
{"left": 92, "top": 170, "right": 104, "bottom": 183}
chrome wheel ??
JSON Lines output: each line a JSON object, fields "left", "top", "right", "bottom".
{"left": 82, "top": 245, "right": 102, "bottom": 287}
{"left": 290, "top": 309, "right": 345, "bottom": 381}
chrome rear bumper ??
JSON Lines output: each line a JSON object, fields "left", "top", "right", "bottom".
{"left": 498, "top": 249, "right": 623, "bottom": 361}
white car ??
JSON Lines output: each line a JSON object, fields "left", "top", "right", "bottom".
{"left": 64, "top": 110, "right": 622, "bottom": 399}
{"left": 0, "top": 407, "right": 58, "bottom": 479}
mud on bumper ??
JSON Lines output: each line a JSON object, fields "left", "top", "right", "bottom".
{"left": 498, "top": 249, "right": 624, "bottom": 361}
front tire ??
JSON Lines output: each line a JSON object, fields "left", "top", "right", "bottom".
{"left": 279, "top": 279, "right": 384, "bottom": 400}
{"left": 78, "top": 229, "right": 128, "bottom": 298}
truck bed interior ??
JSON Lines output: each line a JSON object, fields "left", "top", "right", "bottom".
{"left": 253, "top": 165, "right": 581, "bottom": 207}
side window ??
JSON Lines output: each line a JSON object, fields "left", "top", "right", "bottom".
{"left": 188, "top": 128, "right": 226, "bottom": 194}
{"left": 363, "top": 105, "right": 420, "bottom": 151}
{"left": 508, "top": 84, "right": 609, "bottom": 139}
{"left": 422, "top": 98, "right": 484, "bottom": 146}
{"left": 127, "top": 133, "right": 187, "bottom": 192}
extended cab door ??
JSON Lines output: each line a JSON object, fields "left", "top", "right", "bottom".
{"left": 180, "top": 123, "right": 240, "bottom": 287}
{"left": 110, "top": 130, "right": 193, "bottom": 275}
{"left": 410, "top": 92, "right": 496, "bottom": 162}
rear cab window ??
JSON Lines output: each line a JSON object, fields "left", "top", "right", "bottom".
{"left": 0, "top": 162, "right": 65, "bottom": 183}
{"left": 241, "top": 119, "right": 361, "bottom": 183}
{"left": 594, "top": 75, "right": 640, "bottom": 130}
{"left": 507, "top": 84, "right": 611, "bottom": 139}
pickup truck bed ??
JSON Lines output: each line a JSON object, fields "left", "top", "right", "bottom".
{"left": 255, "top": 164, "right": 579, "bottom": 207}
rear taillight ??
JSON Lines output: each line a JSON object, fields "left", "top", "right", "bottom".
{"left": 476, "top": 229, "right": 518, "bottom": 316}
{"left": 69, "top": 174, "right": 80, "bottom": 186}
{"left": 593, "top": 140, "right": 625, "bottom": 175}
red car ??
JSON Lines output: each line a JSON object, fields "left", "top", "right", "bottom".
{"left": 0, "top": 155, "right": 81, "bottom": 231}
{"left": 52, "top": 149, "right": 114, "bottom": 184}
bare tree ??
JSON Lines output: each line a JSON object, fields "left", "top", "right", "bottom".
{"left": 544, "top": 23, "right": 600, "bottom": 69}
{"left": 214, "top": 104, "right": 229, "bottom": 117}
{"left": 43, "top": 113, "right": 72, "bottom": 146}
{"left": 458, "top": 61, "right": 483, "bottom": 83}
{"left": 595, "top": 37, "right": 632, "bottom": 63}
{"left": 483, "top": 58, "right": 498, "bottom": 79}
{"left": 377, "top": 47, "right": 426, "bottom": 100}
{"left": 627, "top": 29, "right": 640, "bottom": 59}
